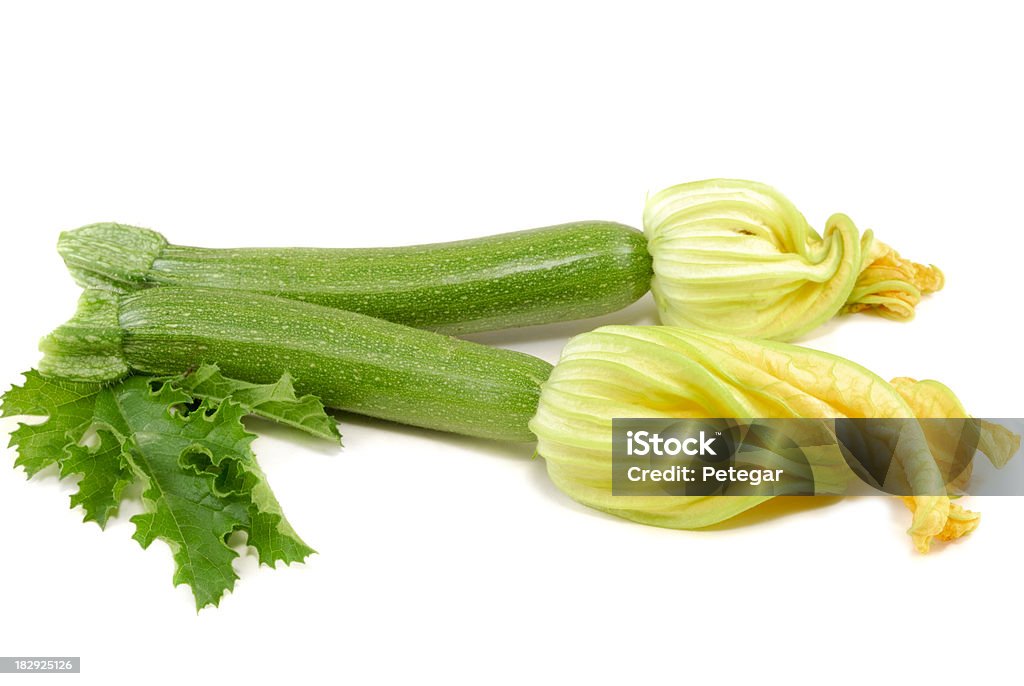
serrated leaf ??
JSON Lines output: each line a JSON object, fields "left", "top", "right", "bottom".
{"left": 61, "top": 428, "right": 132, "bottom": 527}
{"left": 2, "top": 371, "right": 133, "bottom": 528}
{"left": 169, "top": 364, "right": 341, "bottom": 443}
{"left": 247, "top": 464, "right": 320, "bottom": 567}
{"left": 3, "top": 370, "right": 316, "bottom": 609}
{"left": 1, "top": 370, "right": 105, "bottom": 476}
{"left": 89, "top": 377, "right": 314, "bottom": 609}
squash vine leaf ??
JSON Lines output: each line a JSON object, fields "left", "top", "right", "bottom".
{"left": 1, "top": 365, "right": 337, "bottom": 609}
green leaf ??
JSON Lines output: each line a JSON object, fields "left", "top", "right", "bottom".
{"left": 3, "top": 371, "right": 318, "bottom": 609}
{"left": 1, "top": 370, "right": 105, "bottom": 476}
{"left": 3, "top": 371, "right": 132, "bottom": 526}
{"left": 61, "top": 428, "right": 132, "bottom": 527}
{"left": 169, "top": 364, "right": 341, "bottom": 443}
{"left": 94, "top": 377, "right": 315, "bottom": 609}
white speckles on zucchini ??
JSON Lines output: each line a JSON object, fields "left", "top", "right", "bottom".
{"left": 58, "top": 222, "right": 653, "bottom": 335}
{"left": 40, "top": 287, "right": 553, "bottom": 441}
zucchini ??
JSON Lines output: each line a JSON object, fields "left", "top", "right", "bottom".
{"left": 40, "top": 288, "right": 552, "bottom": 441}
{"left": 56, "top": 179, "right": 943, "bottom": 341}
{"left": 37, "top": 288, "right": 1019, "bottom": 550}
{"left": 58, "top": 222, "right": 653, "bottom": 335}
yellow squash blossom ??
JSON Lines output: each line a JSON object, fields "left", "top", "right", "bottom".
{"left": 529, "top": 326, "right": 1017, "bottom": 551}
{"left": 643, "top": 179, "right": 943, "bottom": 340}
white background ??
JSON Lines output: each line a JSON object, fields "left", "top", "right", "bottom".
{"left": 1, "top": 1, "right": 1021, "bottom": 684}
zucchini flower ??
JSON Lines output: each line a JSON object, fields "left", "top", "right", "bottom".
{"left": 57, "top": 178, "right": 940, "bottom": 344}
{"left": 528, "top": 326, "right": 1017, "bottom": 551}
{"left": 643, "top": 179, "right": 944, "bottom": 340}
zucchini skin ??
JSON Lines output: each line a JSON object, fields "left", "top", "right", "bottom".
{"left": 59, "top": 222, "right": 653, "bottom": 334}
{"left": 41, "top": 288, "right": 553, "bottom": 442}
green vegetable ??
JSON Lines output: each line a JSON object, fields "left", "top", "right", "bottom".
{"left": 36, "top": 288, "right": 1018, "bottom": 552}
{"left": 58, "top": 221, "right": 653, "bottom": 335}
{"left": 39, "top": 287, "right": 552, "bottom": 441}
{"left": 57, "top": 179, "right": 942, "bottom": 341}
{"left": 1, "top": 365, "right": 336, "bottom": 608}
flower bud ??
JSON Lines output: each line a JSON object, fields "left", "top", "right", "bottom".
{"left": 643, "top": 179, "right": 943, "bottom": 341}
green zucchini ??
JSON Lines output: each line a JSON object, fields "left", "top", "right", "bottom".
{"left": 58, "top": 222, "right": 653, "bottom": 335}
{"left": 40, "top": 287, "right": 552, "bottom": 441}
{"left": 36, "top": 287, "right": 1019, "bottom": 551}
{"left": 57, "top": 180, "right": 944, "bottom": 342}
